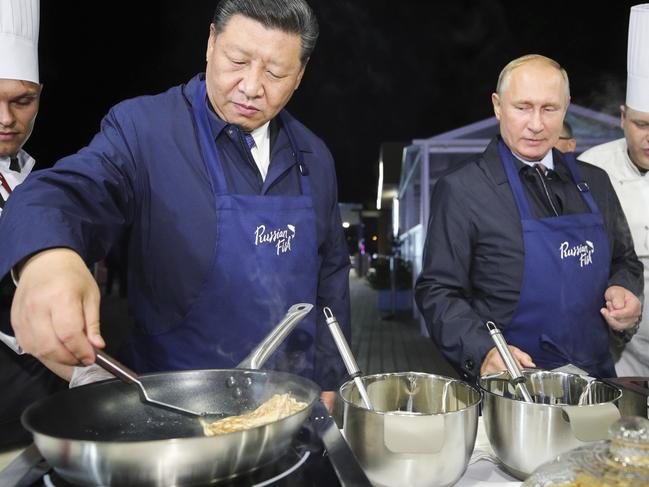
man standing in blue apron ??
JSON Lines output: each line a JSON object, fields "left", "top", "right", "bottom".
{"left": 415, "top": 54, "right": 643, "bottom": 382}
{"left": 0, "top": 0, "right": 350, "bottom": 410}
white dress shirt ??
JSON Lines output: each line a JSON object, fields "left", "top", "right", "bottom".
{"left": 0, "top": 150, "right": 36, "bottom": 214}
{"left": 248, "top": 121, "right": 271, "bottom": 180}
{"left": 512, "top": 149, "right": 555, "bottom": 170}
{"left": 0, "top": 150, "right": 35, "bottom": 353}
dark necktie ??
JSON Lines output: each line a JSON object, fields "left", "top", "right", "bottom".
{"left": 244, "top": 133, "right": 256, "bottom": 150}
{"left": 0, "top": 172, "right": 12, "bottom": 194}
{"left": 0, "top": 172, "right": 11, "bottom": 208}
{"left": 9, "top": 157, "right": 20, "bottom": 172}
{"left": 532, "top": 163, "right": 560, "bottom": 216}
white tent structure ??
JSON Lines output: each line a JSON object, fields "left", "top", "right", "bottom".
{"left": 394, "top": 104, "right": 624, "bottom": 334}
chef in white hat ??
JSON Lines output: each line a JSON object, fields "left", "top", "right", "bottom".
{"left": 579, "top": 4, "right": 649, "bottom": 376}
{"left": 0, "top": 0, "right": 40, "bottom": 214}
{"left": 0, "top": 0, "right": 67, "bottom": 449}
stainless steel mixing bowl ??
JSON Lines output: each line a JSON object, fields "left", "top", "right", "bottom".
{"left": 340, "top": 372, "right": 481, "bottom": 487}
{"left": 480, "top": 369, "right": 622, "bottom": 480}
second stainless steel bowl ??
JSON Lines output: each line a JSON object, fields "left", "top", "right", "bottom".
{"left": 480, "top": 369, "right": 622, "bottom": 480}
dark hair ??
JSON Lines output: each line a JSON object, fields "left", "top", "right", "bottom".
{"left": 212, "top": 0, "right": 318, "bottom": 65}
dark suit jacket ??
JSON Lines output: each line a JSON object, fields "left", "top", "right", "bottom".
{"left": 414, "top": 138, "right": 643, "bottom": 381}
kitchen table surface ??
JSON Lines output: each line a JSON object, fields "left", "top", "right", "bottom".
{"left": 0, "top": 417, "right": 522, "bottom": 486}
{"left": 458, "top": 416, "right": 522, "bottom": 486}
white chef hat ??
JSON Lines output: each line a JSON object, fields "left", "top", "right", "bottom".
{"left": 627, "top": 4, "right": 649, "bottom": 112}
{"left": 0, "top": 0, "right": 40, "bottom": 84}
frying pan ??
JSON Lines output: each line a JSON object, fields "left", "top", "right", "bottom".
{"left": 21, "top": 304, "right": 321, "bottom": 486}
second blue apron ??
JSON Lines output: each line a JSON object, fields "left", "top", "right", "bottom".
{"left": 499, "top": 140, "right": 615, "bottom": 378}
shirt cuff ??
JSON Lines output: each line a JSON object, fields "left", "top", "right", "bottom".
{"left": 612, "top": 319, "right": 640, "bottom": 343}
{"left": 0, "top": 331, "right": 23, "bottom": 355}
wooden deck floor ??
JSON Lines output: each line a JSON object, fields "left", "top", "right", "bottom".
{"left": 348, "top": 272, "right": 457, "bottom": 379}
{"left": 98, "top": 271, "right": 458, "bottom": 380}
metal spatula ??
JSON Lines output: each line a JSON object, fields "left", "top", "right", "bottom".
{"left": 94, "top": 349, "right": 211, "bottom": 417}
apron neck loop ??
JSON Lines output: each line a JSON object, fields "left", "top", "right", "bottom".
{"left": 499, "top": 140, "right": 601, "bottom": 218}
{"left": 193, "top": 80, "right": 310, "bottom": 196}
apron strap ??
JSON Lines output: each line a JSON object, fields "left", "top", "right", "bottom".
{"left": 192, "top": 81, "right": 229, "bottom": 195}
{"left": 277, "top": 111, "right": 312, "bottom": 197}
{"left": 560, "top": 152, "right": 600, "bottom": 214}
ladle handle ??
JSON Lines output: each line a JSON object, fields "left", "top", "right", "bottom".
{"left": 324, "top": 307, "right": 373, "bottom": 410}
{"left": 94, "top": 348, "right": 140, "bottom": 385}
{"left": 324, "top": 307, "right": 361, "bottom": 376}
{"left": 486, "top": 321, "right": 534, "bottom": 403}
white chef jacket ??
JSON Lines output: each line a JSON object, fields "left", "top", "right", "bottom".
{"left": 0, "top": 149, "right": 35, "bottom": 354}
{"left": 0, "top": 149, "right": 36, "bottom": 215}
{"left": 580, "top": 138, "right": 649, "bottom": 376}
{"left": 0, "top": 150, "right": 113, "bottom": 386}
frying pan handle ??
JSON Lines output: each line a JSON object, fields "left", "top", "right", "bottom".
{"left": 237, "top": 303, "right": 314, "bottom": 369}
{"left": 94, "top": 348, "right": 140, "bottom": 384}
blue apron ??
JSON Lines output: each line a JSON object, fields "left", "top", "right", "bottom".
{"left": 124, "top": 80, "right": 318, "bottom": 378}
{"left": 499, "top": 140, "right": 615, "bottom": 378}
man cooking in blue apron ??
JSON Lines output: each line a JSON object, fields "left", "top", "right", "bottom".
{"left": 415, "top": 54, "right": 643, "bottom": 382}
{"left": 0, "top": 0, "right": 350, "bottom": 411}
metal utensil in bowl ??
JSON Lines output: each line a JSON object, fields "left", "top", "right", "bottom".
{"left": 485, "top": 321, "right": 534, "bottom": 403}
{"left": 22, "top": 303, "right": 320, "bottom": 487}
{"left": 340, "top": 372, "right": 481, "bottom": 487}
{"left": 480, "top": 369, "right": 622, "bottom": 480}
{"left": 323, "top": 306, "right": 372, "bottom": 409}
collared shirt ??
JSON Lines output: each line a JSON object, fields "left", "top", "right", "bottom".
{"left": 205, "top": 104, "right": 293, "bottom": 195}
{"left": 0, "top": 150, "right": 35, "bottom": 210}
{"left": 515, "top": 154, "right": 590, "bottom": 218}
{"left": 249, "top": 121, "right": 271, "bottom": 180}
{"left": 511, "top": 149, "right": 555, "bottom": 170}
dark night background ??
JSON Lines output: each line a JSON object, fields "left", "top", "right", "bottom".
{"left": 27, "top": 1, "right": 640, "bottom": 207}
